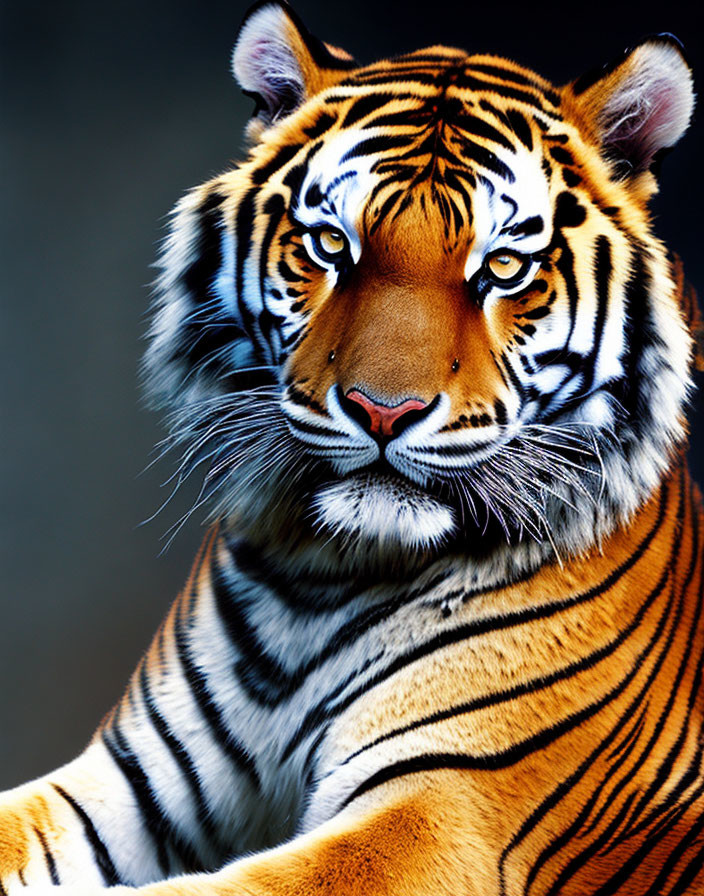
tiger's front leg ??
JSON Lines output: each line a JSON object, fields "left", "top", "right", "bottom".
{"left": 93, "top": 774, "right": 487, "bottom": 896}
{"left": 0, "top": 743, "right": 142, "bottom": 890}
{"left": 0, "top": 530, "right": 288, "bottom": 891}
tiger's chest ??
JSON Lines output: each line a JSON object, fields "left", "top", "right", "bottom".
{"left": 222, "top": 522, "right": 683, "bottom": 843}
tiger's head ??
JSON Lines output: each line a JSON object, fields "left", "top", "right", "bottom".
{"left": 145, "top": 1, "right": 698, "bottom": 578}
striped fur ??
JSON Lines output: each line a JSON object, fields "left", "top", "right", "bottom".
{"left": 2, "top": 4, "right": 703, "bottom": 894}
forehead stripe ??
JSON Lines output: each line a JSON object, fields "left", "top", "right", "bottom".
{"left": 343, "top": 71, "right": 441, "bottom": 87}
{"left": 504, "top": 216, "right": 544, "bottom": 237}
{"left": 449, "top": 114, "right": 517, "bottom": 152}
{"left": 466, "top": 63, "right": 561, "bottom": 106}
{"left": 251, "top": 143, "right": 304, "bottom": 186}
{"left": 341, "top": 92, "right": 398, "bottom": 127}
{"left": 455, "top": 73, "right": 562, "bottom": 117}
{"left": 505, "top": 109, "right": 534, "bottom": 151}
{"left": 341, "top": 134, "right": 415, "bottom": 162}
{"left": 457, "top": 140, "right": 515, "bottom": 182}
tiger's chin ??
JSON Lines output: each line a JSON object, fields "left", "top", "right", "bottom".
{"left": 312, "top": 473, "right": 456, "bottom": 551}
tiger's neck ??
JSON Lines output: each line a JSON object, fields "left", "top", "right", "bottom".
{"left": 222, "top": 454, "right": 699, "bottom": 609}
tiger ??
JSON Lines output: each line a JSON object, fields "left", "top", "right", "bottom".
{"left": 2, "top": 1, "right": 704, "bottom": 893}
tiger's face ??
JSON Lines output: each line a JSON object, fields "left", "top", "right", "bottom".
{"left": 146, "top": 2, "right": 696, "bottom": 573}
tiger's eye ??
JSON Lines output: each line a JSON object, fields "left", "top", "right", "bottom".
{"left": 317, "top": 228, "right": 346, "bottom": 256}
{"left": 486, "top": 251, "right": 527, "bottom": 281}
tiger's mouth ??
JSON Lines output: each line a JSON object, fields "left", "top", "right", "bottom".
{"left": 299, "top": 397, "right": 604, "bottom": 555}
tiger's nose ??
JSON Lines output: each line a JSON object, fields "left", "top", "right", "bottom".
{"left": 342, "top": 388, "right": 429, "bottom": 439}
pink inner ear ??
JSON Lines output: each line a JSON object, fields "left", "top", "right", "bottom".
{"left": 601, "top": 46, "right": 693, "bottom": 172}
{"left": 608, "top": 80, "right": 685, "bottom": 169}
{"left": 646, "top": 82, "right": 680, "bottom": 135}
{"left": 613, "top": 80, "right": 677, "bottom": 162}
{"left": 239, "top": 33, "right": 301, "bottom": 113}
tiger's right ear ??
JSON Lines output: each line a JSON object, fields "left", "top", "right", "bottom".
{"left": 232, "top": 1, "right": 355, "bottom": 136}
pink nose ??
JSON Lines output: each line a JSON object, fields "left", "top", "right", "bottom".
{"left": 345, "top": 389, "right": 428, "bottom": 438}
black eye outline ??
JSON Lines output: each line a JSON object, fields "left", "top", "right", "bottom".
{"left": 308, "top": 227, "right": 350, "bottom": 265}
{"left": 482, "top": 250, "right": 533, "bottom": 287}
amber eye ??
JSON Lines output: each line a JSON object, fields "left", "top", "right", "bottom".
{"left": 485, "top": 251, "right": 530, "bottom": 283}
{"left": 311, "top": 227, "right": 348, "bottom": 262}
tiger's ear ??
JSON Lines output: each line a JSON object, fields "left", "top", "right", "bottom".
{"left": 232, "top": 1, "right": 355, "bottom": 135}
{"left": 569, "top": 35, "right": 695, "bottom": 176}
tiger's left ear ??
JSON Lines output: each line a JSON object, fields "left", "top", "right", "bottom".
{"left": 568, "top": 35, "right": 695, "bottom": 176}
{"left": 232, "top": 1, "right": 355, "bottom": 136}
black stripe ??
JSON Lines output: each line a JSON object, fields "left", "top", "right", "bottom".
{"left": 368, "top": 189, "right": 405, "bottom": 234}
{"left": 0, "top": 877, "right": 7, "bottom": 895}
{"left": 506, "top": 215, "right": 543, "bottom": 237}
{"left": 502, "top": 473, "right": 690, "bottom": 896}
{"left": 620, "top": 245, "right": 653, "bottom": 430}
{"left": 449, "top": 113, "right": 516, "bottom": 151}
{"left": 282, "top": 482, "right": 670, "bottom": 760}
{"left": 342, "top": 608, "right": 667, "bottom": 810}
{"left": 364, "top": 169, "right": 416, "bottom": 218}
{"left": 180, "top": 192, "right": 224, "bottom": 305}
{"left": 544, "top": 791, "right": 641, "bottom": 896}
{"left": 277, "top": 257, "right": 308, "bottom": 284}
{"left": 454, "top": 73, "right": 561, "bottom": 114}
{"left": 442, "top": 166, "right": 475, "bottom": 207}
{"left": 582, "top": 235, "right": 612, "bottom": 394}
{"left": 102, "top": 699, "right": 207, "bottom": 874}
{"left": 234, "top": 187, "right": 260, "bottom": 346}
{"left": 174, "top": 575, "right": 261, "bottom": 788}
{"left": 555, "top": 231, "right": 580, "bottom": 352}
{"left": 139, "top": 648, "right": 227, "bottom": 855}
{"left": 286, "top": 416, "right": 340, "bottom": 439}
{"left": 101, "top": 723, "right": 171, "bottom": 875}
{"left": 455, "top": 137, "right": 515, "bottom": 181}
{"left": 342, "top": 93, "right": 396, "bottom": 127}
{"left": 660, "top": 821, "right": 704, "bottom": 896}
{"left": 465, "top": 62, "right": 561, "bottom": 105}
{"left": 341, "top": 71, "right": 442, "bottom": 88}
{"left": 33, "top": 827, "right": 59, "bottom": 885}
{"left": 250, "top": 144, "right": 303, "bottom": 186}
{"left": 549, "top": 145, "right": 575, "bottom": 165}
{"left": 361, "top": 109, "right": 430, "bottom": 130}
{"left": 498, "top": 350, "right": 528, "bottom": 401}
{"left": 341, "top": 134, "right": 414, "bottom": 162}
{"left": 505, "top": 108, "right": 534, "bottom": 150}
{"left": 51, "top": 784, "right": 120, "bottom": 885}
{"left": 605, "top": 701, "right": 650, "bottom": 763}
{"left": 340, "top": 553, "right": 672, "bottom": 768}
{"left": 259, "top": 193, "right": 286, "bottom": 299}
{"left": 408, "top": 440, "right": 496, "bottom": 460}
{"left": 609, "top": 496, "right": 702, "bottom": 842}
{"left": 303, "top": 112, "right": 336, "bottom": 140}
{"left": 211, "top": 562, "right": 292, "bottom": 704}
{"left": 228, "top": 535, "right": 449, "bottom": 613}
{"left": 573, "top": 705, "right": 650, "bottom": 841}
{"left": 533, "top": 580, "right": 684, "bottom": 893}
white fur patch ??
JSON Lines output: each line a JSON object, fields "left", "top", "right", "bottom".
{"left": 313, "top": 474, "right": 456, "bottom": 549}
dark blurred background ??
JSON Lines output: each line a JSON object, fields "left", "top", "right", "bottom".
{"left": 1, "top": 0, "right": 703, "bottom": 789}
